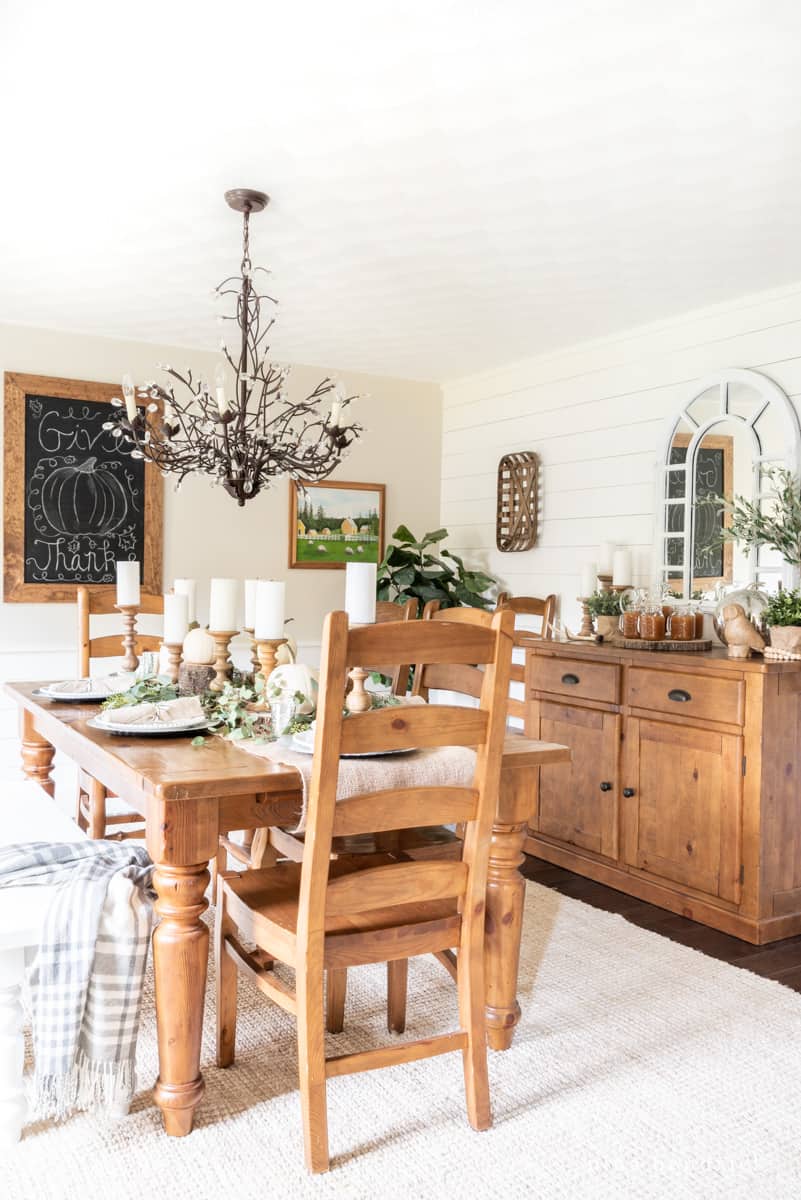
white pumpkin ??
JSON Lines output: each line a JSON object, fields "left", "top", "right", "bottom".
{"left": 182, "top": 625, "right": 216, "bottom": 665}
{"left": 267, "top": 663, "right": 319, "bottom": 715}
{"left": 275, "top": 634, "right": 298, "bottom": 666}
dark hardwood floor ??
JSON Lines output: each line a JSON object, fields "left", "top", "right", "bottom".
{"left": 521, "top": 854, "right": 801, "bottom": 992}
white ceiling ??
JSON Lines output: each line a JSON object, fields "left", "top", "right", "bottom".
{"left": 2, "top": 1, "right": 801, "bottom": 382}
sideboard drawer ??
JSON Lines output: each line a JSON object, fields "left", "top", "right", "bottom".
{"left": 529, "top": 656, "right": 619, "bottom": 705}
{"left": 626, "top": 667, "right": 744, "bottom": 726}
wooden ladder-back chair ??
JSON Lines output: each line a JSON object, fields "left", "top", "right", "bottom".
{"left": 215, "top": 606, "right": 514, "bottom": 1173}
{"left": 218, "top": 597, "right": 421, "bottom": 876}
{"left": 75, "top": 585, "right": 164, "bottom": 839}
{"left": 496, "top": 591, "right": 557, "bottom": 724}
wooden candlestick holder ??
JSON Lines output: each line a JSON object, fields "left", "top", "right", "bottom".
{"left": 115, "top": 605, "right": 140, "bottom": 672}
{"left": 577, "top": 598, "right": 594, "bottom": 639}
{"left": 345, "top": 666, "right": 372, "bottom": 714}
{"left": 255, "top": 638, "right": 287, "bottom": 706}
{"left": 244, "top": 628, "right": 260, "bottom": 676}
{"left": 597, "top": 573, "right": 613, "bottom": 592}
{"left": 163, "top": 643, "right": 183, "bottom": 685}
{"left": 208, "top": 630, "right": 236, "bottom": 693}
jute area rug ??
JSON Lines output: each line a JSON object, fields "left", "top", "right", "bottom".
{"left": 7, "top": 881, "right": 801, "bottom": 1200}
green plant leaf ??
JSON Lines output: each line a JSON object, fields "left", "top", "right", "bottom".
{"left": 391, "top": 524, "right": 417, "bottom": 545}
{"left": 191, "top": 736, "right": 206, "bottom": 747}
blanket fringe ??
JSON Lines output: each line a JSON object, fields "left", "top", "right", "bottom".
{"left": 33, "top": 1051, "right": 136, "bottom": 1122}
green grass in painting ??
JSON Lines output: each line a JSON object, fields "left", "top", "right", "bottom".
{"left": 295, "top": 538, "right": 380, "bottom": 564}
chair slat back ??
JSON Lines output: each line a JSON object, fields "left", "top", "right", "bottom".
{"left": 297, "top": 607, "right": 513, "bottom": 955}
{"left": 366, "top": 598, "right": 418, "bottom": 693}
{"left": 331, "top": 786, "right": 479, "bottom": 838}
{"left": 77, "top": 585, "right": 165, "bottom": 676}
{"left": 496, "top": 590, "right": 557, "bottom": 640}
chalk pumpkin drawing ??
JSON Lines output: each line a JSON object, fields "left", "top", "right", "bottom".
{"left": 24, "top": 394, "right": 145, "bottom": 585}
{"left": 40, "top": 456, "right": 129, "bottom": 536}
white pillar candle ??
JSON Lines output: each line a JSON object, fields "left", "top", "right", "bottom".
{"left": 209, "top": 578, "right": 238, "bottom": 632}
{"left": 244, "top": 578, "right": 261, "bottom": 630}
{"left": 580, "top": 562, "right": 598, "bottom": 597}
{"left": 329, "top": 399, "right": 343, "bottom": 427}
{"left": 345, "top": 562, "right": 377, "bottom": 626}
{"left": 612, "top": 549, "right": 632, "bottom": 587}
{"left": 173, "top": 578, "right": 197, "bottom": 624}
{"left": 254, "top": 581, "right": 286, "bottom": 640}
{"left": 598, "top": 542, "right": 616, "bottom": 575}
{"left": 163, "top": 592, "right": 189, "bottom": 645}
{"left": 116, "top": 560, "right": 140, "bottom": 607}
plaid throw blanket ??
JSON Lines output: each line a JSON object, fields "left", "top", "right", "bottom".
{"left": 0, "top": 841, "right": 154, "bottom": 1121}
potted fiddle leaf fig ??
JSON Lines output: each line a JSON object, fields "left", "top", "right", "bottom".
{"left": 377, "top": 525, "right": 497, "bottom": 610}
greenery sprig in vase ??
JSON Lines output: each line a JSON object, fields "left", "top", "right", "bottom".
{"left": 586, "top": 590, "right": 624, "bottom": 617}
{"left": 720, "top": 467, "right": 801, "bottom": 568}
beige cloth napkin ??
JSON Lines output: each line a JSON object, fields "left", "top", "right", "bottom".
{"left": 233, "top": 737, "right": 477, "bottom": 833}
{"left": 97, "top": 695, "right": 205, "bottom": 727}
{"left": 47, "top": 673, "right": 136, "bottom": 697}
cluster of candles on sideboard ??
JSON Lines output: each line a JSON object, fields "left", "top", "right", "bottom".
{"left": 113, "top": 559, "right": 378, "bottom": 690}
{"left": 576, "top": 543, "right": 633, "bottom": 637}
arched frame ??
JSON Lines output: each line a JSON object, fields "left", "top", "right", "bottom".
{"left": 654, "top": 369, "right": 801, "bottom": 598}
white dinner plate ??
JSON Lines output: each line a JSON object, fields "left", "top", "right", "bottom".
{"left": 290, "top": 730, "right": 415, "bottom": 758}
{"left": 86, "top": 716, "right": 209, "bottom": 737}
{"left": 37, "top": 677, "right": 133, "bottom": 703}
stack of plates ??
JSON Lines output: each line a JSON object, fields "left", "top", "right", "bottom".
{"left": 86, "top": 713, "right": 209, "bottom": 737}
{"left": 32, "top": 675, "right": 133, "bottom": 703}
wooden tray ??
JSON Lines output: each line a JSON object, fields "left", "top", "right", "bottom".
{"left": 618, "top": 637, "right": 712, "bottom": 652}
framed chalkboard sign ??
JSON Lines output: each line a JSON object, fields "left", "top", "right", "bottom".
{"left": 3, "top": 372, "right": 163, "bottom": 602}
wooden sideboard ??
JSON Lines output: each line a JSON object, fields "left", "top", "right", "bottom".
{"left": 525, "top": 640, "right": 801, "bottom": 944}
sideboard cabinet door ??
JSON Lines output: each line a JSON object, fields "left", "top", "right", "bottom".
{"left": 622, "top": 717, "right": 743, "bottom": 903}
{"left": 534, "top": 700, "right": 620, "bottom": 861}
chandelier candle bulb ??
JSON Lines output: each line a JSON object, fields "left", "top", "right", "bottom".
{"left": 244, "top": 579, "right": 261, "bottom": 632}
{"left": 116, "top": 561, "right": 140, "bottom": 608}
{"left": 173, "top": 578, "right": 197, "bottom": 624}
{"left": 121, "top": 373, "right": 137, "bottom": 423}
{"left": 254, "top": 581, "right": 286, "bottom": 641}
{"left": 598, "top": 542, "right": 616, "bottom": 575}
{"left": 163, "top": 592, "right": 189, "bottom": 646}
{"left": 345, "top": 562, "right": 377, "bottom": 626}
{"left": 209, "top": 578, "right": 238, "bottom": 633}
{"left": 580, "top": 562, "right": 598, "bottom": 597}
{"left": 612, "top": 549, "right": 632, "bottom": 587}
{"left": 329, "top": 399, "right": 343, "bottom": 427}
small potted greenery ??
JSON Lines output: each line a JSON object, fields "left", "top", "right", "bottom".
{"left": 586, "top": 589, "right": 624, "bottom": 638}
{"left": 762, "top": 588, "right": 801, "bottom": 653}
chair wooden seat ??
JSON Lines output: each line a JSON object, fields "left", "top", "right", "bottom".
{"left": 215, "top": 606, "right": 513, "bottom": 1172}
{"left": 224, "top": 856, "right": 461, "bottom": 959}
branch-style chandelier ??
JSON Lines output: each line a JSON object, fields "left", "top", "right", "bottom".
{"left": 107, "top": 188, "right": 362, "bottom": 506}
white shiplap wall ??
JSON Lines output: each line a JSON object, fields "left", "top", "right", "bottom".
{"left": 441, "top": 282, "right": 801, "bottom": 632}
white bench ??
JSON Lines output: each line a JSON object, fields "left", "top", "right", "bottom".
{"left": 0, "top": 782, "right": 86, "bottom": 1144}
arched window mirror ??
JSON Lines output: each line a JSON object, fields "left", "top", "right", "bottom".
{"left": 656, "top": 369, "right": 801, "bottom": 598}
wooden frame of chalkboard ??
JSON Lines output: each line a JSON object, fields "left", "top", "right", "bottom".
{"left": 3, "top": 372, "right": 164, "bottom": 602}
{"left": 666, "top": 432, "right": 734, "bottom": 591}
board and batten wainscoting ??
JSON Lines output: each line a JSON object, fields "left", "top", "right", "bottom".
{"left": 440, "top": 282, "right": 801, "bottom": 628}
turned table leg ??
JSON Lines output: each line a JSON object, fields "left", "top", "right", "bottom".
{"left": 151, "top": 863, "right": 210, "bottom": 1136}
{"left": 484, "top": 818, "right": 528, "bottom": 1050}
{"left": 20, "top": 710, "right": 55, "bottom": 796}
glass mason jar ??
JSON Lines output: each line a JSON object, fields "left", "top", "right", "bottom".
{"left": 639, "top": 606, "right": 666, "bottom": 640}
{"left": 620, "top": 607, "right": 641, "bottom": 638}
{"left": 670, "top": 607, "right": 696, "bottom": 641}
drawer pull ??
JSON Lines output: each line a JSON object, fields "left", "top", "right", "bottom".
{"left": 561, "top": 673, "right": 580, "bottom": 686}
{"left": 668, "top": 688, "right": 692, "bottom": 703}
{"left": 622, "top": 787, "right": 636, "bottom": 798}
{"left": 599, "top": 781, "right": 612, "bottom": 792}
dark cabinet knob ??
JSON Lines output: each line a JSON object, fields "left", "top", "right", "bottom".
{"left": 622, "top": 787, "right": 636, "bottom": 798}
{"left": 668, "top": 688, "right": 692, "bottom": 703}
{"left": 561, "top": 673, "right": 580, "bottom": 686}
{"left": 599, "top": 781, "right": 613, "bottom": 792}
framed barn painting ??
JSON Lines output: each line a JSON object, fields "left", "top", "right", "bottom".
{"left": 288, "top": 479, "right": 385, "bottom": 570}
{"left": 3, "top": 372, "right": 164, "bottom": 602}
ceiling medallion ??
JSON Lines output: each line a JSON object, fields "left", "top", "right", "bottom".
{"left": 107, "top": 188, "right": 362, "bottom": 506}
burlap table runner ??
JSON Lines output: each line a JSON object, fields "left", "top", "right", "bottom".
{"left": 232, "top": 737, "right": 477, "bottom": 833}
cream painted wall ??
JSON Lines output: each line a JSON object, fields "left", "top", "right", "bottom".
{"left": 441, "top": 282, "right": 801, "bottom": 634}
{"left": 0, "top": 322, "right": 441, "bottom": 742}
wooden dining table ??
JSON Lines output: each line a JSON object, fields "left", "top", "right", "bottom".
{"left": 4, "top": 680, "right": 569, "bottom": 1136}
